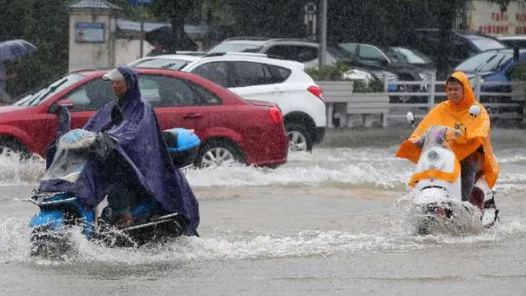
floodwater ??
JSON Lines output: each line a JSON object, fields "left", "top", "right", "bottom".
{"left": 0, "top": 128, "right": 525, "bottom": 296}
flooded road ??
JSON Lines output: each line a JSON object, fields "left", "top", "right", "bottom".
{"left": 0, "top": 128, "right": 525, "bottom": 295}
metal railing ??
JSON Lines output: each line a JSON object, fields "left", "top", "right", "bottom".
{"left": 385, "top": 73, "right": 525, "bottom": 121}
{"left": 322, "top": 74, "right": 525, "bottom": 126}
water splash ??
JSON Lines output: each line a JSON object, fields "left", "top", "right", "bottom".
{"left": 2, "top": 211, "right": 525, "bottom": 266}
{"left": 0, "top": 152, "right": 45, "bottom": 186}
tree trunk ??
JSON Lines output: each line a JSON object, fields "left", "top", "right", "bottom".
{"left": 169, "top": 16, "right": 186, "bottom": 52}
{"left": 436, "top": 0, "right": 457, "bottom": 79}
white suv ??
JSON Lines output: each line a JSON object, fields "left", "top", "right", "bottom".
{"left": 130, "top": 53, "right": 326, "bottom": 152}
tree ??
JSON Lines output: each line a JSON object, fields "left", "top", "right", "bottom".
{"left": 433, "top": 0, "right": 511, "bottom": 78}
{"left": 0, "top": 0, "right": 73, "bottom": 97}
{"left": 150, "top": 0, "right": 198, "bottom": 51}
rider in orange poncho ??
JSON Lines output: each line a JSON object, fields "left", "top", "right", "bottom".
{"left": 396, "top": 71, "right": 500, "bottom": 202}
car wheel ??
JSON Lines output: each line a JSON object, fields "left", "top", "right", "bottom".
{"left": 196, "top": 140, "right": 243, "bottom": 168}
{"left": 0, "top": 136, "right": 29, "bottom": 158}
{"left": 286, "top": 123, "right": 312, "bottom": 153}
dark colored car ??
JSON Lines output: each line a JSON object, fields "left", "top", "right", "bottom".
{"left": 398, "top": 29, "right": 507, "bottom": 68}
{"left": 498, "top": 36, "right": 526, "bottom": 49}
{"left": 455, "top": 48, "right": 526, "bottom": 92}
{"left": 339, "top": 43, "right": 435, "bottom": 82}
{"left": 0, "top": 69, "right": 288, "bottom": 168}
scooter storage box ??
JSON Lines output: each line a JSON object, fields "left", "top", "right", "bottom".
{"left": 162, "top": 128, "right": 201, "bottom": 168}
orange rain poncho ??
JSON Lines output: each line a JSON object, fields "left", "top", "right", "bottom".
{"left": 396, "top": 71, "right": 500, "bottom": 188}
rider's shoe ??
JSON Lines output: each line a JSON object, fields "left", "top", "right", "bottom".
{"left": 114, "top": 213, "right": 134, "bottom": 229}
{"left": 468, "top": 187, "right": 485, "bottom": 210}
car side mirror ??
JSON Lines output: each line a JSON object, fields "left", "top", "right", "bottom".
{"left": 58, "top": 99, "right": 74, "bottom": 109}
{"left": 469, "top": 105, "right": 481, "bottom": 117}
{"left": 49, "top": 99, "right": 74, "bottom": 114}
{"left": 406, "top": 111, "right": 415, "bottom": 125}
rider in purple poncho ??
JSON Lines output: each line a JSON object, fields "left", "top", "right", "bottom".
{"left": 41, "top": 66, "right": 199, "bottom": 235}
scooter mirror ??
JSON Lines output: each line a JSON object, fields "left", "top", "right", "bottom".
{"left": 406, "top": 112, "right": 415, "bottom": 125}
{"left": 469, "top": 105, "right": 481, "bottom": 117}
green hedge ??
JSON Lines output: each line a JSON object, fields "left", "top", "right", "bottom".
{"left": 305, "top": 62, "right": 383, "bottom": 92}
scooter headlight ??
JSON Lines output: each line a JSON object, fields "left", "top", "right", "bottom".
{"left": 427, "top": 150, "right": 440, "bottom": 161}
{"left": 425, "top": 150, "right": 443, "bottom": 170}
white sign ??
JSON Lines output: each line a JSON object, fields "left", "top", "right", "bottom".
{"left": 467, "top": 0, "right": 526, "bottom": 36}
{"left": 75, "top": 22, "right": 105, "bottom": 43}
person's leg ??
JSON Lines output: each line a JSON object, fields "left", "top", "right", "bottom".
{"left": 460, "top": 152, "right": 483, "bottom": 201}
{"left": 0, "top": 88, "right": 11, "bottom": 105}
{"left": 106, "top": 184, "right": 133, "bottom": 227}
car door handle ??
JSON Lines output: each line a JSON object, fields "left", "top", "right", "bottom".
{"left": 183, "top": 113, "right": 203, "bottom": 119}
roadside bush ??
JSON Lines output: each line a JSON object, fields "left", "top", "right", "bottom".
{"left": 510, "top": 65, "right": 526, "bottom": 81}
{"left": 305, "top": 62, "right": 383, "bottom": 92}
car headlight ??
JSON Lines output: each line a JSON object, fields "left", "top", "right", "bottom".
{"left": 418, "top": 72, "right": 431, "bottom": 81}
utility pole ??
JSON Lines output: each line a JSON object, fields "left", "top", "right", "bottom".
{"left": 140, "top": 6, "right": 145, "bottom": 58}
{"left": 318, "top": 0, "right": 327, "bottom": 71}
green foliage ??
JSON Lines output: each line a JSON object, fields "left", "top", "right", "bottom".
{"left": 510, "top": 65, "right": 526, "bottom": 81}
{"left": 305, "top": 62, "right": 383, "bottom": 93}
{"left": 305, "top": 62, "right": 350, "bottom": 81}
{"left": 0, "top": 0, "right": 73, "bottom": 98}
{"left": 487, "top": 0, "right": 513, "bottom": 12}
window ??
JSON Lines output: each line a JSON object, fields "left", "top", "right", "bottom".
{"left": 265, "top": 45, "right": 318, "bottom": 62}
{"left": 268, "top": 65, "right": 291, "bottom": 82}
{"left": 295, "top": 46, "right": 318, "bottom": 62}
{"left": 190, "top": 83, "right": 222, "bottom": 106}
{"left": 191, "top": 62, "right": 229, "bottom": 87}
{"left": 265, "top": 45, "right": 295, "bottom": 60}
{"left": 64, "top": 78, "right": 115, "bottom": 111}
{"left": 359, "top": 45, "right": 387, "bottom": 63}
{"left": 14, "top": 74, "right": 85, "bottom": 107}
{"left": 340, "top": 43, "right": 358, "bottom": 54}
{"left": 139, "top": 75, "right": 205, "bottom": 107}
{"left": 232, "top": 62, "right": 275, "bottom": 87}
{"left": 455, "top": 51, "right": 513, "bottom": 73}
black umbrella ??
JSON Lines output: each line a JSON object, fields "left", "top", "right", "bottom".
{"left": 0, "top": 39, "right": 37, "bottom": 62}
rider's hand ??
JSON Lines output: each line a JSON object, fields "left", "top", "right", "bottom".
{"left": 411, "top": 137, "right": 424, "bottom": 148}
{"left": 453, "top": 128, "right": 468, "bottom": 144}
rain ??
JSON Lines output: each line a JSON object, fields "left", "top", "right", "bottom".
{"left": 1, "top": 0, "right": 526, "bottom": 295}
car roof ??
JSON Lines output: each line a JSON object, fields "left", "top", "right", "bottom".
{"left": 136, "top": 52, "right": 304, "bottom": 68}
{"left": 497, "top": 35, "right": 526, "bottom": 41}
{"left": 131, "top": 54, "right": 200, "bottom": 64}
{"left": 220, "top": 37, "right": 318, "bottom": 46}
{"left": 72, "top": 68, "right": 199, "bottom": 78}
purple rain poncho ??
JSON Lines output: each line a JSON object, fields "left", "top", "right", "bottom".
{"left": 40, "top": 66, "right": 199, "bottom": 235}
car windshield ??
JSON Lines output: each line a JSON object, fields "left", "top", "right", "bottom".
{"left": 12, "top": 73, "right": 85, "bottom": 107}
{"left": 129, "top": 58, "right": 191, "bottom": 70}
{"left": 208, "top": 43, "right": 264, "bottom": 53}
{"left": 416, "top": 125, "right": 458, "bottom": 153}
{"left": 465, "top": 35, "right": 506, "bottom": 51}
{"left": 455, "top": 50, "right": 513, "bottom": 73}
{"left": 327, "top": 46, "right": 356, "bottom": 63}
{"left": 42, "top": 129, "right": 97, "bottom": 183}
{"left": 390, "top": 47, "right": 433, "bottom": 64}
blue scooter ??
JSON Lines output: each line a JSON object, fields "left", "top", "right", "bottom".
{"left": 29, "top": 127, "right": 200, "bottom": 256}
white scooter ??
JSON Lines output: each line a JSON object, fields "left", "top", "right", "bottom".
{"left": 401, "top": 105, "right": 499, "bottom": 235}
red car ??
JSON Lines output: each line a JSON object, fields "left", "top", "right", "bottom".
{"left": 0, "top": 69, "right": 288, "bottom": 168}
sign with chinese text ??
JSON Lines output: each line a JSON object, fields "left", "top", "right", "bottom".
{"left": 467, "top": 0, "right": 526, "bottom": 36}
{"left": 75, "top": 22, "right": 105, "bottom": 43}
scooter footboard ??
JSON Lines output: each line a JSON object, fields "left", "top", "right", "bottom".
{"left": 29, "top": 194, "right": 96, "bottom": 238}
{"left": 29, "top": 210, "right": 66, "bottom": 230}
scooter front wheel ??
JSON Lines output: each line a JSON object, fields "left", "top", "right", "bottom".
{"left": 30, "top": 226, "right": 72, "bottom": 258}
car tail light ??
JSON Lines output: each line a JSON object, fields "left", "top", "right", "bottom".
{"left": 269, "top": 107, "right": 283, "bottom": 125}
{"left": 308, "top": 85, "right": 324, "bottom": 101}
